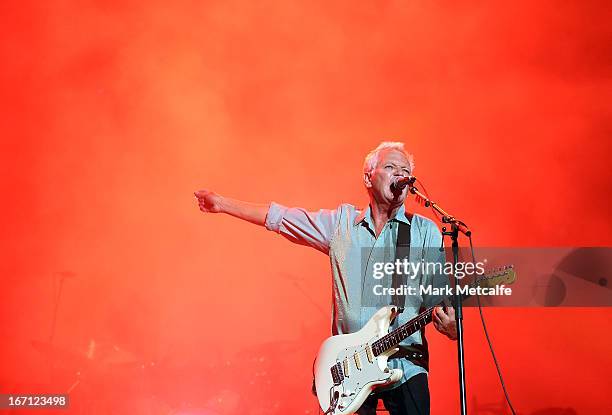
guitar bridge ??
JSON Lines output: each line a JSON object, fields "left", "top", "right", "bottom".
{"left": 330, "top": 362, "right": 344, "bottom": 385}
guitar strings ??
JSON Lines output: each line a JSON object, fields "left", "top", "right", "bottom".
{"left": 333, "top": 269, "right": 510, "bottom": 369}
{"left": 334, "top": 311, "right": 434, "bottom": 368}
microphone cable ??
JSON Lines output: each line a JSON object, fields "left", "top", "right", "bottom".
{"left": 469, "top": 235, "right": 517, "bottom": 415}
{"left": 411, "top": 178, "right": 517, "bottom": 415}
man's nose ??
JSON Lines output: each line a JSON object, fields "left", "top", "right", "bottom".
{"left": 393, "top": 167, "right": 406, "bottom": 177}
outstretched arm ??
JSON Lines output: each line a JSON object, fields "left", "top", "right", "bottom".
{"left": 194, "top": 190, "right": 268, "bottom": 226}
{"left": 194, "top": 189, "right": 341, "bottom": 254}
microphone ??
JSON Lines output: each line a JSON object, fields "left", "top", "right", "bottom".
{"left": 391, "top": 176, "right": 417, "bottom": 191}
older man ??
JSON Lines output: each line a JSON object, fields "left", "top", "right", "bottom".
{"left": 195, "top": 142, "right": 456, "bottom": 415}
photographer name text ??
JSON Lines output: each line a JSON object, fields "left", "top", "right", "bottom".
{"left": 373, "top": 284, "right": 512, "bottom": 297}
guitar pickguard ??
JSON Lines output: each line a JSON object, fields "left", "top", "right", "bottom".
{"left": 333, "top": 342, "right": 393, "bottom": 412}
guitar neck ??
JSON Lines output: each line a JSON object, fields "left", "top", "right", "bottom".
{"left": 371, "top": 304, "right": 438, "bottom": 357}
{"left": 370, "top": 281, "right": 484, "bottom": 357}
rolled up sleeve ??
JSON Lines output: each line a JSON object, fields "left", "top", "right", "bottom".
{"left": 265, "top": 202, "right": 287, "bottom": 232}
{"left": 265, "top": 202, "right": 341, "bottom": 254}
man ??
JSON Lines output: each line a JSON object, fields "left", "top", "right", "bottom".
{"left": 195, "top": 142, "right": 457, "bottom": 415}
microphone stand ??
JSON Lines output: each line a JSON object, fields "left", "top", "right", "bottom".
{"left": 407, "top": 182, "right": 471, "bottom": 415}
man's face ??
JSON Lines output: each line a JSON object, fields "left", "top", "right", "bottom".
{"left": 364, "top": 149, "right": 411, "bottom": 206}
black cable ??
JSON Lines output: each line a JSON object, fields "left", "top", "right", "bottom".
{"left": 469, "top": 236, "right": 517, "bottom": 415}
{"left": 414, "top": 178, "right": 442, "bottom": 222}
{"left": 412, "top": 178, "right": 516, "bottom": 412}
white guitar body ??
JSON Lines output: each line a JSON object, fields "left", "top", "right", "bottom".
{"left": 314, "top": 306, "right": 403, "bottom": 415}
{"left": 313, "top": 266, "right": 516, "bottom": 414}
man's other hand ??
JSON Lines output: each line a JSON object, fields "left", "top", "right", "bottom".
{"left": 433, "top": 306, "right": 457, "bottom": 340}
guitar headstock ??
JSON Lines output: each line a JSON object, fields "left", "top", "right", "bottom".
{"left": 475, "top": 265, "right": 516, "bottom": 289}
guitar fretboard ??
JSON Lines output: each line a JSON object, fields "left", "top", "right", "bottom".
{"left": 371, "top": 305, "right": 437, "bottom": 356}
{"left": 370, "top": 267, "right": 512, "bottom": 356}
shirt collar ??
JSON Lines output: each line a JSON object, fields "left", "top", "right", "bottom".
{"left": 353, "top": 204, "right": 411, "bottom": 227}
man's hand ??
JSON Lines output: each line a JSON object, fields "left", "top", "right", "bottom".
{"left": 193, "top": 190, "right": 268, "bottom": 226}
{"left": 432, "top": 306, "right": 457, "bottom": 340}
{"left": 194, "top": 190, "right": 224, "bottom": 213}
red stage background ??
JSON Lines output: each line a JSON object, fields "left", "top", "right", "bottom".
{"left": 1, "top": 1, "right": 611, "bottom": 414}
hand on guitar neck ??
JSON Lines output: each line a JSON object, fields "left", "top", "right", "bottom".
{"left": 433, "top": 306, "right": 457, "bottom": 340}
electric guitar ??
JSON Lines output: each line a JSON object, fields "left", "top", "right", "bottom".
{"left": 313, "top": 266, "right": 516, "bottom": 414}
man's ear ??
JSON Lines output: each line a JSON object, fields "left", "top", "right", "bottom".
{"left": 363, "top": 171, "right": 373, "bottom": 188}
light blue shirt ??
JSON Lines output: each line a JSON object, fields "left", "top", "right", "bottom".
{"left": 265, "top": 202, "right": 446, "bottom": 386}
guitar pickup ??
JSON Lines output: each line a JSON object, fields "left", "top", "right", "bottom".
{"left": 366, "top": 345, "right": 374, "bottom": 363}
{"left": 343, "top": 358, "right": 350, "bottom": 378}
{"left": 354, "top": 353, "right": 362, "bottom": 370}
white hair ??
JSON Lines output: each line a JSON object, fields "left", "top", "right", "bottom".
{"left": 363, "top": 141, "right": 415, "bottom": 174}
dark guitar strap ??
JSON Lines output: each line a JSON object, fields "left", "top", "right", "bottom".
{"left": 392, "top": 219, "right": 430, "bottom": 371}
{"left": 391, "top": 220, "right": 411, "bottom": 312}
